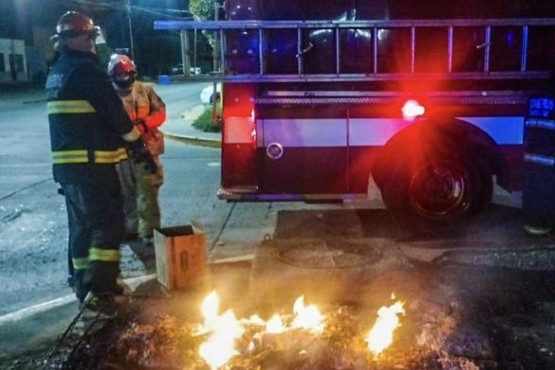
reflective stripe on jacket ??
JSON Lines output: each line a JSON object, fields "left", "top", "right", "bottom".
{"left": 52, "top": 148, "right": 128, "bottom": 164}
{"left": 45, "top": 47, "right": 135, "bottom": 184}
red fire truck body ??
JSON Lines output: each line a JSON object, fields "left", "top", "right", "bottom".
{"left": 156, "top": 0, "right": 555, "bottom": 234}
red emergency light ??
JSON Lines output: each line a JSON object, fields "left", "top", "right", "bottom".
{"left": 402, "top": 99, "right": 425, "bottom": 121}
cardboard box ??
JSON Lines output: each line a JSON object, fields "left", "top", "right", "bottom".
{"left": 154, "top": 222, "right": 206, "bottom": 290}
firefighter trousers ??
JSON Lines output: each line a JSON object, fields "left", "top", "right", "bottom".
{"left": 116, "top": 159, "right": 138, "bottom": 237}
{"left": 62, "top": 178, "right": 124, "bottom": 302}
{"left": 117, "top": 156, "right": 163, "bottom": 239}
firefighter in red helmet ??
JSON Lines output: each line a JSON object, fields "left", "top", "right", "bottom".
{"left": 49, "top": 11, "right": 100, "bottom": 53}
{"left": 107, "top": 54, "right": 136, "bottom": 79}
{"left": 108, "top": 54, "right": 166, "bottom": 266}
{"left": 45, "top": 11, "right": 156, "bottom": 319}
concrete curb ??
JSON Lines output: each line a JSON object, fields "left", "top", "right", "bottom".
{"left": 0, "top": 274, "right": 157, "bottom": 325}
{"left": 162, "top": 104, "right": 221, "bottom": 148}
{"left": 162, "top": 130, "right": 221, "bottom": 148}
{"left": 0, "top": 274, "right": 159, "bottom": 358}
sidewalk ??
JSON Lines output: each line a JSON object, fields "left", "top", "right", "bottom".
{"left": 0, "top": 85, "right": 46, "bottom": 107}
{"left": 0, "top": 84, "right": 221, "bottom": 148}
{"left": 161, "top": 104, "right": 221, "bottom": 148}
{"left": 0, "top": 274, "right": 158, "bottom": 362}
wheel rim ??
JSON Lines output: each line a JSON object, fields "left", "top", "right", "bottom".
{"left": 408, "top": 160, "right": 475, "bottom": 220}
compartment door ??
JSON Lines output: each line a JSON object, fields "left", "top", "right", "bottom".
{"left": 259, "top": 117, "right": 349, "bottom": 195}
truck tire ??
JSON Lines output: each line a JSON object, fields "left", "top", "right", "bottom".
{"left": 380, "top": 152, "right": 493, "bottom": 236}
{"left": 372, "top": 117, "right": 500, "bottom": 236}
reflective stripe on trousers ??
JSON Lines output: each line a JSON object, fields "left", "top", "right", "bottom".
{"left": 62, "top": 179, "right": 124, "bottom": 299}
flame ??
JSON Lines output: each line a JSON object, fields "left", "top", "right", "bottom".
{"left": 266, "top": 314, "right": 285, "bottom": 333}
{"left": 198, "top": 291, "right": 245, "bottom": 370}
{"left": 196, "top": 291, "right": 404, "bottom": 368}
{"left": 245, "top": 314, "right": 265, "bottom": 326}
{"left": 200, "top": 290, "right": 220, "bottom": 326}
{"left": 365, "top": 300, "right": 405, "bottom": 356}
{"left": 291, "top": 296, "right": 324, "bottom": 333}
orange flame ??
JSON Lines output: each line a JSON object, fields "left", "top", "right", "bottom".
{"left": 196, "top": 291, "right": 404, "bottom": 368}
{"left": 291, "top": 296, "right": 324, "bottom": 333}
{"left": 365, "top": 300, "right": 405, "bottom": 356}
{"left": 265, "top": 314, "right": 285, "bottom": 333}
{"left": 198, "top": 291, "right": 244, "bottom": 370}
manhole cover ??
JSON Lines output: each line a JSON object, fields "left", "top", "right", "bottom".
{"left": 277, "top": 240, "right": 382, "bottom": 269}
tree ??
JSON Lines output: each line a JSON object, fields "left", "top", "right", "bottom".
{"left": 188, "top": 0, "right": 216, "bottom": 20}
{"left": 188, "top": 0, "right": 224, "bottom": 72}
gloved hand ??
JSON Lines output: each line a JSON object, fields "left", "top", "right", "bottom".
{"left": 128, "top": 138, "right": 156, "bottom": 174}
{"left": 134, "top": 118, "right": 147, "bottom": 133}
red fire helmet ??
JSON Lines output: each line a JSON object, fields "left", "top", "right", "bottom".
{"left": 107, "top": 54, "right": 137, "bottom": 75}
{"left": 55, "top": 11, "right": 99, "bottom": 38}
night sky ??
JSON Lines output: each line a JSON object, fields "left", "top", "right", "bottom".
{"left": 0, "top": 0, "right": 193, "bottom": 77}
{"left": 0, "top": 0, "right": 190, "bottom": 42}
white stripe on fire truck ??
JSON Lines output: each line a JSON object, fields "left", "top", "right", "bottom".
{"left": 255, "top": 116, "right": 524, "bottom": 147}
{"left": 525, "top": 118, "right": 555, "bottom": 130}
{"left": 460, "top": 116, "right": 524, "bottom": 145}
{"left": 524, "top": 154, "right": 555, "bottom": 166}
{"left": 261, "top": 118, "right": 347, "bottom": 147}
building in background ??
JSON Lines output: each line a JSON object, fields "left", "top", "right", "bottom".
{"left": 0, "top": 38, "right": 29, "bottom": 83}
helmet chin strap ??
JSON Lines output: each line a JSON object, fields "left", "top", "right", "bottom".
{"left": 114, "top": 75, "right": 135, "bottom": 89}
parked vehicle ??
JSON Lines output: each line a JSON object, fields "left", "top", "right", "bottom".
{"left": 171, "top": 64, "right": 201, "bottom": 75}
{"left": 155, "top": 0, "right": 555, "bottom": 235}
{"left": 200, "top": 83, "right": 221, "bottom": 104}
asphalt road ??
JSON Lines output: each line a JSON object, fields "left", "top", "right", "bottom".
{"left": 0, "top": 82, "right": 233, "bottom": 316}
{"left": 0, "top": 81, "right": 326, "bottom": 317}
{"left": 0, "top": 81, "right": 543, "bottom": 317}
{"left": 3, "top": 82, "right": 555, "bottom": 368}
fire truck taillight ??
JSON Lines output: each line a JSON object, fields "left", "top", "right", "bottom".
{"left": 401, "top": 99, "right": 425, "bottom": 121}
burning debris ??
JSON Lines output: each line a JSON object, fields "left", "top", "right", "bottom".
{"left": 108, "top": 290, "right": 475, "bottom": 370}
{"left": 35, "top": 259, "right": 555, "bottom": 370}
{"left": 48, "top": 266, "right": 502, "bottom": 370}
{"left": 194, "top": 291, "right": 408, "bottom": 369}
{"left": 113, "top": 292, "right": 403, "bottom": 369}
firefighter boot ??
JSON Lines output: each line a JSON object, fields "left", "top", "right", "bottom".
{"left": 79, "top": 292, "right": 120, "bottom": 321}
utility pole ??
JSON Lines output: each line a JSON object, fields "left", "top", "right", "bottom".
{"left": 194, "top": 28, "right": 198, "bottom": 73}
{"left": 212, "top": 0, "right": 221, "bottom": 123}
{"left": 213, "top": 0, "right": 219, "bottom": 73}
{"left": 180, "top": 30, "right": 190, "bottom": 75}
{"left": 125, "top": 0, "right": 135, "bottom": 60}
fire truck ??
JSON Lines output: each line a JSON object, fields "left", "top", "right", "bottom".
{"left": 155, "top": 0, "right": 555, "bottom": 235}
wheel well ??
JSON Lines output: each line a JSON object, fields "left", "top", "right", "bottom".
{"left": 371, "top": 117, "right": 510, "bottom": 192}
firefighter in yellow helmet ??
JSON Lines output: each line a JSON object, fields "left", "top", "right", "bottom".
{"left": 45, "top": 11, "right": 156, "bottom": 318}
{"left": 108, "top": 54, "right": 166, "bottom": 265}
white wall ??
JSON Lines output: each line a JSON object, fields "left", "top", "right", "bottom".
{"left": 0, "top": 38, "right": 29, "bottom": 83}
